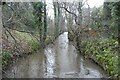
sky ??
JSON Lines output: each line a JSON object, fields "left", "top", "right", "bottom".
{"left": 87, "top": 0, "right": 104, "bottom": 8}
{"left": 46, "top": 0, "right": 104, "bottom": 18}
{"left": 46, "top": 0, "right": 104, "bottom": 8}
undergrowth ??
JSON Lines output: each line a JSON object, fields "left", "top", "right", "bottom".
{"left": 81, "top": 38, "right": 118, "bottom": 77}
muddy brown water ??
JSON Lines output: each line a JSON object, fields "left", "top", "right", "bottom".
{"left": 3, "top": 32, "right": 108, "bottom": 78}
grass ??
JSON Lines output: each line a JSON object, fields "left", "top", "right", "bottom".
{"left": 81, "top": 38, "right": 118, "bottom": 77}
{"left": 15, "top": 30, "right": 40, "bottom": 51}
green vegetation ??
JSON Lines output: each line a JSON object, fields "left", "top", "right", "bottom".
{"left": 2, "top": 31, "right": 39, "bottom": 69}
{"left": 1, "top": 1, "right": 119, "bottom": 78}
{"left": 15, "top": 31, "right": 40, "bottom": 51}
{"left": 81, "top": 38, "right": 118, "bottom": 77}
{"left": 27, "top": 40, "right": 39, "bottom": 51}
{"left": 2, "top": 50, "right": 13, "bottom": 69}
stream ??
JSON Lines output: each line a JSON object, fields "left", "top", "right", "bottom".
{"left": 3, "top": 32, "right": 107, "bottom": 78}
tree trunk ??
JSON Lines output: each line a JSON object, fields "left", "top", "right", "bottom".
{"left": 76, "top": 2, "right": 82, "bottom": 54}
{"left": 53, "top": 2, "right": 60, "bottom": 38}
{"left": 43, "top": 1, "right": 47, "bottom": 47}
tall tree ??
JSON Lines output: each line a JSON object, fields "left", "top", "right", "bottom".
{"left": 53, "top": 1, "right": 60, "bottom": 38}
{"left": 43, "top": 0, "right": 47, "bottom": 47}
{"left": 32, "top": 2, "right": 44, "bottom": 47}
{"left": 76, "top": 2, "right": 82, "bottom": 53}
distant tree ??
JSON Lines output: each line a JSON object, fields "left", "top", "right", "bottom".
{"left": 60, "top": 2, "right": 83, "bottom": 53}
{"left": 103, "top": 2, "right": 112, "bottom": 21}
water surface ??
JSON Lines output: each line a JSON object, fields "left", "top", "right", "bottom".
{"left": 3, "top": 32, "right": 107, "bottom": 78}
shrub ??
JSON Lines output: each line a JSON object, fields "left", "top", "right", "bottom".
{"left": 81, "top": 38, "right": 118, "bottom": 77}
{"left": 2, "top": 50, "right": 13, "bottom": 69}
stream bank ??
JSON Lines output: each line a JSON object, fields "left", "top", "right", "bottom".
{"left": 3, "top": 32, "right": 108, "bottom": 78}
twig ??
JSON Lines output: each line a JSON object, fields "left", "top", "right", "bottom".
{"left": 3, "top": 4, "right": 14, "bottom": 24}
{"left": 4, "top": 27, "right": 17, "bottom": 44}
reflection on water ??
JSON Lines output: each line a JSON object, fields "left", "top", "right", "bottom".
{"left": 44, "top": 45, "right": 56, "bottom": 78}
{"left": 3, "top": 32, "right": 107, "bottom": 78}
{"left": 3, "top": 51, "right": 46, "bottom": 78}
{"left": 55, "top": 32, "right": 79, "bottom": 78}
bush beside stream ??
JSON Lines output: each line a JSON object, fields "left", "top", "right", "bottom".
{"left": 81, "top": 38, "right": 118, "bottom": 77}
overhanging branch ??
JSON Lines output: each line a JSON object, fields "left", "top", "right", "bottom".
{"left": 60, "top": 6, "right": 80, "bottom": 26}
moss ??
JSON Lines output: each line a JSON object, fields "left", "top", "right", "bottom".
{"left": 27, "top": 40, "right": 39, "bottom": 51}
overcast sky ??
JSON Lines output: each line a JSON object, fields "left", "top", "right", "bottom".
{"left": 46, "top": 0, "right": 104, "bottom": 18}
{"left": 87, "top": 0, "right": 104, "bottom": 8}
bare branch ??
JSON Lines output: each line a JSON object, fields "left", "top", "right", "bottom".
{"left": 3, "top": 25, "right": 34, "bottom": 34}
{"left": 29, "top": 33, "right": 39, "bottom": 43}
{"left": 60, "top": 6, "right": 80, "bottom": 25}
{"left": 3, "top": 4, "right": 14, "bottom": 24}
{"left": 82, "top": 0, "right": 88, "bottom": 6}
{"left": 4, "top": 27, "right": 17, "bottom": 43}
